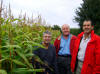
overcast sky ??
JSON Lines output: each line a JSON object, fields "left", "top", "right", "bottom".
{"left": 3, "top": 0, "right": 83, "bottom": 28}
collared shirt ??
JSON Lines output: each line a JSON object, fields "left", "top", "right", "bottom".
{"left": 78, "top": 34, "right": 91, "bottom": 61}
{"left": 58, "top": 34, "right": 71, "bottom": 55}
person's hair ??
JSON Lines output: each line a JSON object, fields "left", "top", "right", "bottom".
{"left": 83, "top": 19, "right": 93, "bottom": 26}
{"left": 43, "top": 30, "right": 51, "bottom": 36}
{"left": 61, "top": 24, "right": 70, "bottom": 30}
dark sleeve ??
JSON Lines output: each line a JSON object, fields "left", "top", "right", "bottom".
{"left": 34, "top": 49, "right": 40, "bottom": 56}
{"left": 32, "top": 49, "right": 40, "bottom": 68}
{"left": 52, "top": 46, "right": 59, "bottom": 74}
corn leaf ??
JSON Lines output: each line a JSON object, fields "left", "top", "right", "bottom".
{"left": 0, "top": 70, "right": 7, "bottom": 74}
{"left": 15, "top": 50, "right": 33, "bottom": 68}
{"left": 12, "top": 59, "right": 26, "bottom": 67}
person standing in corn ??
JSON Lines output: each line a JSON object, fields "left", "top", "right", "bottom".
{"left": 32, "top": 31, "right": 59, "bottom": 74}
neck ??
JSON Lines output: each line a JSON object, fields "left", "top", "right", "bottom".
{"left": 84, "top": 33, "right": 90, "bottom": 39}
{"left": 63, "top": 35, "right": 69, "bottom": 39}
{"left": 42, "top": 42, "right": 49, "bottom": 49}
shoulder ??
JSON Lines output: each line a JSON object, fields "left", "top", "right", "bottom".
{"left": 50, "top": 44, "right": 55, "bottom": 48}
{"left": 93, "top": 34, "right": 100, "bottom": 41}
{"left": 94, "top": 34, "right": 99, "bottom": 38}
{"left": 70, "top": 34, "right": 77, "bottom": 40}
{"left": 33, "top": 47, "right": 43, "bottom": 53}
{"left": 49, "top": 44, "right": 56, "bottom": 51}
{"left": 55, "top": 35, "right": 61, "bottom": 41}
{"left": 54, "top": 35, "right": 61, "bottom": 45}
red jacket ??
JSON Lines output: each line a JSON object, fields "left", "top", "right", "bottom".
{"left": 71, "top": 30, "right": 100, "bottom": 74}
{"left": 54, "top": 34, "right": 77, "bottom": 56}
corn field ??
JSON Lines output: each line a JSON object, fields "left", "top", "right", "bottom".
{"left": 0, "top": 0, "right": 61, "bottom": 74}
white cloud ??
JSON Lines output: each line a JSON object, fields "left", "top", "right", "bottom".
{"left": 3, "top": 0, "right": 83, "bottom": 28}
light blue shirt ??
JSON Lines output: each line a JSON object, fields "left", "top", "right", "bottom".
{"left": 58, "top": 34, "right": 71, "bottom": 55}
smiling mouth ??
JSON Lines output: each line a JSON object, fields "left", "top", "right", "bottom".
{"left": 84, "top": 29, "right": 89, "bottom": 30}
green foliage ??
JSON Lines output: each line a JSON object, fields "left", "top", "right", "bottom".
{"left": 75, "top": 0, "right": 100, "bottom": 35}
{"left": 70, "top": 28, "right": 81, "bottom": 36}
{"left": 0, "top": 2, "right": 61, "bottom": 73}
{"left": 0, "top": 69, "right": 7, "bottom": 74}
{"left": 95, "top": 29, "right": 100, "bottom": 35}
{"left": 0, "top": 17, "right": 60, "bottom": 74}
{"left": 52, "top": 25, "right": 61, "bottom": 30}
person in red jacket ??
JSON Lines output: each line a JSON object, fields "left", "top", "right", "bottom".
{"left": 54, "top": 24, "right": 77, "bottom": 74}
{"left": 71, "top": 19, "right": 100, "bottom": 74}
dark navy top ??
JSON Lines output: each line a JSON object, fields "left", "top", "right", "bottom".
{"left": 32, "top": 44, "right": 58, "bottom": 74}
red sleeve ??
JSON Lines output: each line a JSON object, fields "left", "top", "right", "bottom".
{"left": 54, "top": 38, "right": 57, "bottom": 48}
{"left": 93, "top": 36, "right": 100, "bottom": 74}
{"left": 54, "top": 38, "right": 58, "bottom": 56}
{"left": 70, "top": 35, "right": 77, "bottom": 56}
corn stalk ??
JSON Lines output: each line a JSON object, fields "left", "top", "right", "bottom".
{"left": 0, "top": 0, "right": 3, "bottom": 69}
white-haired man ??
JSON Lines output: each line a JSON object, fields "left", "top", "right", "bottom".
{"left": 54, "top": 24, "right": 77, "bottom": 74}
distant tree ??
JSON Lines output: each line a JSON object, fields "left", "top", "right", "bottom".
{"left": 75, "top": 0, "right": 100, "bottom": 34}
{"left": 70, "top": 28, "right": 80, "bottom": 36}
{"left": 52, "top": 25, "right": 61, "bottom": 30}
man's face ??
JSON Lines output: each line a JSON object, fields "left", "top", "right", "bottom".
{"left": 62, "top": 25, "right": 70, "bottom": 36}
{"left": 83, "top": 21, "right": 93, "bottom": 34}
{"left": 43, "top": 34, "right": 51, "bottom": 44}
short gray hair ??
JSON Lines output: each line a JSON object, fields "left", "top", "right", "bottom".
{"left": 43, "top": 30, "right": 51, "bottom": 36}
{"left": 61, "top": 24, "right": 70, "bottom": 30}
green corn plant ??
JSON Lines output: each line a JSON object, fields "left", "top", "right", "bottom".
{"left": 0, "top": 2, "right": 61, "bottom": 73}
{"left": 0, "top": 69, "right": 7, "bottom": 74}
{"left": 0, "top": 0, "right": 3, "bottom": 69}
{"left": 0, "top": 18, "right": 51, "bottom": 74}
